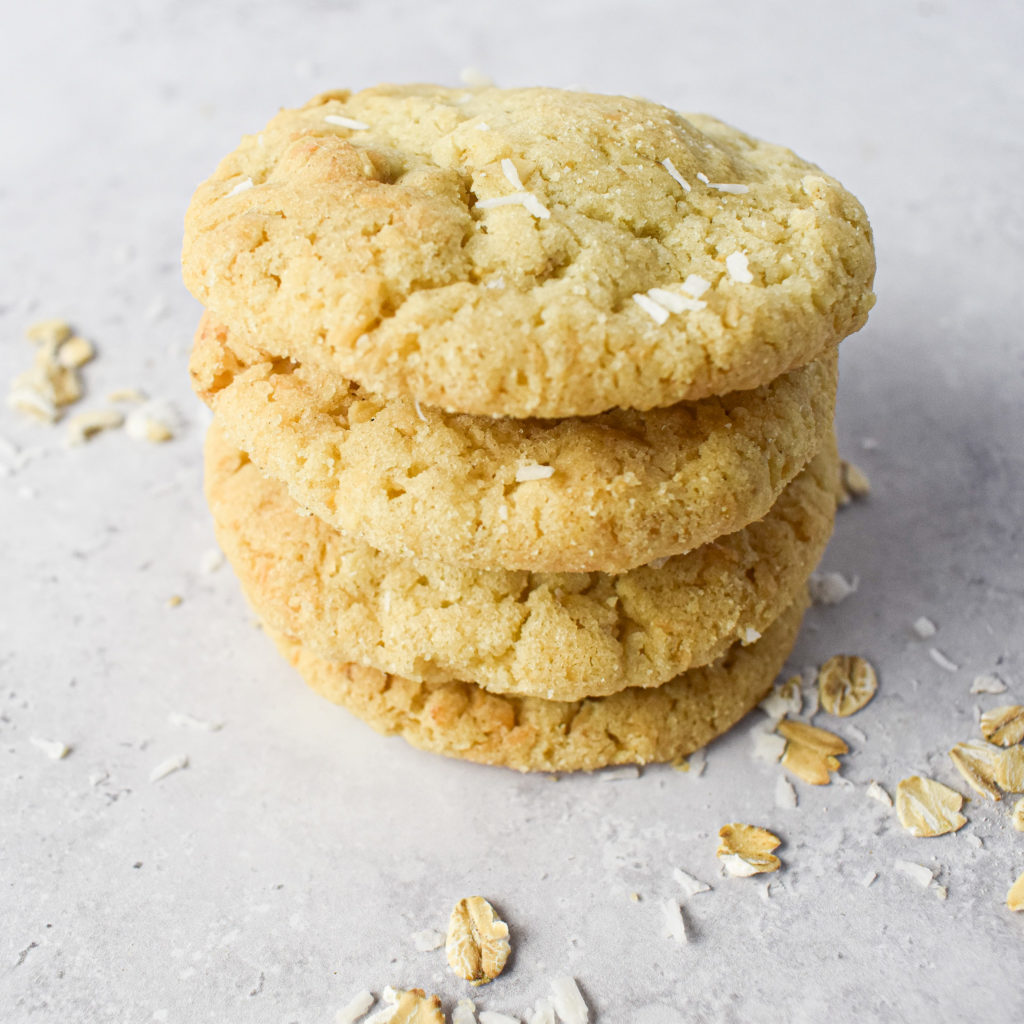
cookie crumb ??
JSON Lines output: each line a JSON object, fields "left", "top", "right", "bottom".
{"left": 26, "top": 319, "right": 73, "bottom": 345}
{"left": 167, "top": 595, "right": 183, "bottom": 608}
{"left": 840, "top": 460, "right": 871, "bottom": 500}
{"left": 66, "top": 408, "right": 123, "bottom": 445}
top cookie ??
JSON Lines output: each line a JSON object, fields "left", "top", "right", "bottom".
{"left": 182, "top": 84, "right": 875, "bottom": 417}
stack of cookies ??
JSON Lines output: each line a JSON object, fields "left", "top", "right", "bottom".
{"left": 182, "top": 85, "right": 874, "bottom": 772}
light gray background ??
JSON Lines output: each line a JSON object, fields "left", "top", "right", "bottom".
{"left": 2, "top": 1, "right": 1022, "bottom": 1021}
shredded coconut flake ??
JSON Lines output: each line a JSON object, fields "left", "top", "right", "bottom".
{"left": 866, "top": 781, "right": 893, "bottom": 807}
{"left": 632, "top": 292, "right": 670, "bottom": 325}
{"left": 774, "top": 776, "right": 798, "bottom": 809}
{"left": 168, "top": 712, "right": 223, "bottom": 732}
{"left": 477, "top": 193, "right": 550, "bottom": 219}
{"left": 324, "top": 115, "right": 370, "bottom": 130}
{"left": 550, "top": 976, "right": 588, "bottom": 1024}
{"left": 661, "top": 899, "right": 687, "bottom": 943}
{"left": 526, "top": 998, "right": 555, "bottom": 1024}
{"left": 696, "top": 172, "right": 710, "bottom": 184}
{"left": 929, "top": 648, "right": 959, "bottom": 672}
{"left": 460, "top": 67, "right": 494, "bottom": 88}
{"left": 808, "top": 571, "right": 859, "bottom": 606}
{"left": 708, "top": 181, "right": 750, "bottom": 194}
{"left": 726, "top": 252, "right": 754, "bottom": 284}
{"left": 862, "top": 871, "right": 878, "bottom": 887}
{"left": 515, "top": 462, "right": 555, "bottom": 483}
{"left": 452, "top": 999, "right": 477, "bottom": 1024}
{"left": 149, "top": 753, "right": 189, "bottom": 783}
{"left": 971, "top": 673, "right": 1007, "bottom": 694}
{"left": 660, "top": 157, "right": 691, "bottom": 193}
{"left": 199, "top": 548, "right": 224, "bottom": 574}
{"left": 30, "top": 736, "right": 71, "bottom": 760}
{"left": 501, "top": 158, "right": 524, "bottom": 191}
{"left": 479, "top": 1012, "right": 518, "bottom": 1024}
{"left": 681, "top": 274, "right": 710, "bottom": 298}
{"left": 894, "top": 860, "right": 935, "bottom": 888}
{"left": 411, "top": 928, "right": 445, "bottom": 951}
{"left": 912, "top": 616, "right": 937, "bottom": 639}
{"left": 474, "top": 122, "right": 491, "bottom": 131}
{"left": 645, "top": 287, "right": 706, "bottom": 314}
{"left": 600, "top": 765, "right": 640, "bottom": 781}
{"left": 672, "top": 868, "right": 711, "bottom": 898}
{"left": 227, "top": 178, "right": 253, "bottom": 198}
{"left": 751, "top": 728, "right": 787, "bottom": 763}
{"left": 336, "top": 990, "right": 375, "bottom": 1024}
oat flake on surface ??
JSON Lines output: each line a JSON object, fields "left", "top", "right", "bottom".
{"left": 1007, "top": 872, "right": 1024, "bottom": 912}
{"left": 777, "top": 718, "right": 848, "bottom": 785}
{"left": 995, "top": 746, "right": 1024, "bottom": 792}
{"left": 895, "top": 776, "right": 967, "bottom": 837}
{"left": 1012, "top": 798, "right": 1024, "bottom": 831}
{"left": 949, "top": 740, "right": 1003, "bottom": 800}
{"left": 818, "top": 654, "right": 878, "bottom": 716}
{"left": 980, "top": 705, "right": 1024, "bottom": 747}
{"left": 717, "top": 823, "right": 782, "bottom": 876}
{"left": 446, "top": 897, "right": 511, "bottom": 986}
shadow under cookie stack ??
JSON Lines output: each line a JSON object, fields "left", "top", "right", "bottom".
{"left": 183, "top": 85, "right": 875, "bottom": 772}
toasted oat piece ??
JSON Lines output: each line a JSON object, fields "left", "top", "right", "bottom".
{"left": 1011, "top": 798, "right": 1024, "bottom": 831}
{"left": 995, "top": 746, "right": 1024, "bottom": 793}
{"left": 716, "top": 823, "right": 782, "bottom": 876}
{"left": 838, "top": 459, "right": 871, "bottom": 503}
{"left": 446, "top": 896, "right": 511, "bottom": 986}
{"left": 949, "top": 740, "right": 1003, "bottom": 801}
{"left": 380, "top": 988, "right": 445, "bottom": 1024}
{"left": 1008, "top": 872, "right": 1024, "bottom": 912}
{"left": 777, "top": 718, "right": 848, "bottom": 785}
{"left": 980, "top": 706, "right": 1024, "bottom": 747}
{"left": 818, "top": 655, "right": 877, "bottom": 716}
{"left": 895, "top": 776, "right": 967, "bottom": 837}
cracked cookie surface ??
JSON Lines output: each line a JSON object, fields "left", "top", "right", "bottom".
{"left": 193, "top": 314, "right": 837, "bottom": 573}
{"left": 206, "top": 424, "right": 835, "bottom": 700}
{"left": 262, "top": 592, "right": 809, "bottom": 772}
{"left": 182, "top": 84, "right": 874, "bottom": 418}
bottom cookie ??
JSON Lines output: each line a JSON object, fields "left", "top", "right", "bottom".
{"left": 264, "top": 592, "right": 808, "bottom": 773}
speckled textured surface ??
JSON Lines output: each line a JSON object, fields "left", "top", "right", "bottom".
{"left": 2, "top": 2, "right": 1023, "bottom": 1022}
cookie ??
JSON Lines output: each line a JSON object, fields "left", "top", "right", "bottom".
{"left": 193, "top": 314, "right": 837, "bottom": 573}
{"left": 262, "top": 591, "right": 809, "bottom": 773}
{"left": 182, "top": 84, "right": 874, "bottom": 418}
{"left": 206, "top": 424, "right": 835, "bottom": 700}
